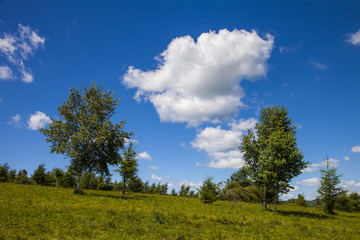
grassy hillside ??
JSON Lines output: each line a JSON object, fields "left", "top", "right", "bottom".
{"left": 1, "top": 183, "right": 359, "bottom": 239}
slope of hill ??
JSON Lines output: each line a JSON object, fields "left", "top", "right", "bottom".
{"left": 1, "top": 183, "right": 359, "bottom": 239}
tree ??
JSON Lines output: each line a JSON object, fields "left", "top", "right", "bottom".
{"left": 227, "top": 166, "right": 253, "bottom": 187}
{"left": 0, "top": 163, "right": 10, "bottom": 182}
{"left": 171, "top": 189, "right": 177, "bottom": 196}
{"left": 239, "top": 106, "right": 306, "bottom": 210}
{"left": 115, "top": 141, "right": 138, "bottom": 196}
{"left": 31, "top": 164, "right": 48, "bottom": 185}
{"left": 296, "top": 193, "right": 307, "bottom": 207}
{"left": 15, "top": 169, "right": 29, "bottom": 184}
{"left": 52, "top": 168, "right": 64, "bottom": 187}
{"left": 199, "top": 177, "right": 219, "bottom": 204}
{"left": 178, "top": 184, "right": 191, "bottom": 197}
{"left": 317, "top": 156, "right": 343, "bottom": 214}
{"left": 40, "top": 83, "right": 130, "bottom": 193}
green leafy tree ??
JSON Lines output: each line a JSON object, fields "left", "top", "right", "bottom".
{"left": 15, "top": 169, "right": 29, "bottom": 184}
{"left": 115, "top": 141, "right": 138, "bottom": 196}
{"left": 171, "top": 189, "right": 177, "bottom": 196}
{"left": 296, "top": 193, "right": 307, "bottom": 207}
{"left": 31, "top": 164, "right": 48, "bottom": 185}
{"left": 80, "top": 172, "right": 97, "bottom": 190}
{"left": 52, "top": 168, "right": 64, "bottom": 187}
{"left": 178, "top": 184, "right": 191, "bottom": 197}
{"left": 40, "top": 83, "right": 130, "bottom": 193}
{"left": 239, "top": 106, "right": 306, "bottom": 210}
{"left": 199, "top": 177, "right": 219, "bottom": 204}
{"left": 227, "top": 166, "right": 253, "bottom": 187}
{"left": 317, "top": 156, "right": 343, "bottom": 214}
{"left": 0, "top": 163, "right": 10, "bottom": 182}
{"left": 127, "top": 176, "right": 143, "bottom": 193}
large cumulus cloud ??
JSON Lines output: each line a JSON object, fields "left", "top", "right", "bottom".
{"left": 123, "top": 29, "right": 274, "bottom": 126}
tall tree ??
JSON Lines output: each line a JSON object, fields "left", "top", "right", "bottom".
{"left": 115, "top": 141, "right": 138, "bottom": 196}
{"left": 317, "top": 156, "right": 343, "bottom": 214}
{"left": 239, "top": 106, "right": 306, "bottom": 210}
{"left": 40, "top": 83, "right": 130, "bottom": 193}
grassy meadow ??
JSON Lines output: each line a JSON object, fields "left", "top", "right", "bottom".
{"left": 1, "top": 183, "right": 359, "bottom": 240}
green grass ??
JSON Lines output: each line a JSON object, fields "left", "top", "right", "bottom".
{"left": 1, "top": 183, "right": 360, "bottom": 239}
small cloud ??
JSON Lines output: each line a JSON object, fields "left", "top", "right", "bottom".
{"left": 27, "top": 111, "right": 51, "bottom": 130}
{"left": 347, "top": 29, "right": 360, "bottom": 46}
{"left": 0, "top": 66, "right": 14, "bottom": 80}
{"left": 310, "top": 61, "right": 328, "bottom": 70}
{"left": 178, "top": 180, "right": 202, "bottom": 188}
{"left": 345, "top": 180, "right": 360, "bottom": 187}
{"left": 344, "top": 156, "right": 350, "bottom": 161}
{"left": 137, "top": 151, "right": 152, "bottom": 161}
{"left": 279, "top": 46, "right": 291, "bottom": 54}
{"left": 351, "top": 145, "right": 360, "bottom": 153}
{"left": 297, "top": 178, "right": 320, "bottom": 186}
{"left": 151, "top": 173, "right": 169, "bottom": 182}
{"left": 195, "top": 162, "right": 201, "bottom": 167}
{"left": 7, "top": 114, "right": 22, "bottom": 127}
{"left": 302, "top": 158, "right": 339, "bottom": 172}
{"left": 296, "top": 123, "right": 302, "bottom": 129}
{"left": 180, "top": 142, "right": 186, "bottom": 148}
{"left": 149, "top": 166, "right": 159, "bottom": 170}
{"left": 282, "top": 83, "right": 290, "bottom": 87}
{"left": 0, "top": 24, "right": 45, "bottom": 83}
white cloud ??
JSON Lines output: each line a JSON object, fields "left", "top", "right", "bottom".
{"left": 137, "top": 151, "right": 152, "bottom": 161}
{"left": 178, "top": 180, "right": 202, "bottom": 188}
{"left": 0, "top": 66, "right": 14, "bottom": 80}
{"left": 149, "top": 166, "right": 159, "bottom": 170}
{"left": 302, "top": 158, "right": 340, "bottom": 172}
{"left": 344, "top": 156, "right": 350, "bottom": 161}
{"left": 347, "top": 29, "right": 360, "bottom": 46}
{"left": 191, "top": 118, "right": 257, "bottom": 169}
{"left": 351, "top": 145, "right": 360, "bottom": 153}
{"left": 151, "top": 173, "right": 169, "bottom": 182}
{"left": 27, "top": 111, "right": 51, "bottom": 130}
{"left": 281, "top": 193, "right": 294, "bottom": 200}
{"left": 123, "top": 29, "right": 273, "bottom": 126}
{"left": 311, "top": 61, "right": 328, "bottom": 70}
{"left": 7, "top": 114, "right": 22, "bottom": 126}
{"left": 297, "top": 178, "right": 320, "bottom": 186}
{"left": 345, "top": 180, "right": 360, "bottom": 187}
{"left": 0, "top": 24, "right": 45, "bottom": 83}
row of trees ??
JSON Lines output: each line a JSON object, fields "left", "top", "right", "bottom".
{"left": 7, "top": 83, "right": 355, "bottom": 214}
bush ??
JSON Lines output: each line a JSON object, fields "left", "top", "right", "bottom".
{"left": 199, "top": 177, "right": 219, "bottom": 204}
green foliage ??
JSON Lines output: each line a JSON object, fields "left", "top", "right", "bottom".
{"left": 0, "top": 163, "right": 10, "bottom": 182}
{"left": 40, "top": 82, "right": 131, "bottom": 193}
{"left": 296, "top": 193, "right": 307, "bottom": 207}
{"left": 317, "top": 156, "right": 343, "bottom": 214}
{"left": 239, "top": 106, "right": 306, "bottom": 210}
{"left": 178, "top": 184, "right": 191, "bottom": 197}
{"left": 31, "top": 164, "right": 50, "bottom": 186}
{"left": 171, "top": 188, "right": 177, "bottom": 196}
{"left": 199, "top": 177, "right": 219, "bottom": 204}
{"left": 15, "top": 169, "right": 29, "bottom": 184}
{"left": 335, "top": 191, "right": 360, "bottom": 212}
{"left": 1, "top": 183, "right": 360, "bottom": 240}
{"left": 115, "top": 141, "right": 138, "bottom": 195}
{"left": 222, "top": 182, "right": 262, "bottom": 202}
{"left": 227, "top": 166, "right": 253, "bottom": 187}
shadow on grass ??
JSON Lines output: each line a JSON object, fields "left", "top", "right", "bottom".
{"left": 276, "top": 210, "right": 333, "bottom": 219}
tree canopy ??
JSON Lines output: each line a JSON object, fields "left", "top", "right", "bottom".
{"left": 40, "top": 83, "right": 131, "bottom": 193}
{"left": 239, "top": 106, "right": 307, "bottom": 210}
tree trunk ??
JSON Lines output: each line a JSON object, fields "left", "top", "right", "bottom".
{"left": 76, "top": 174, "right": 81, "bottom": 194}
{"left": 122, "top": 176, "right": 126, "bottom": 196}
{"left": 274, "top": 195, "right": 278, "bottom": 212}
{"left": 263, "top": 186, "right": 267, "bottom": 210}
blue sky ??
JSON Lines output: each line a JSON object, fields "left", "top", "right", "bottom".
{"left": 1, "top": 0, "right": 359, "bottom": 199}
